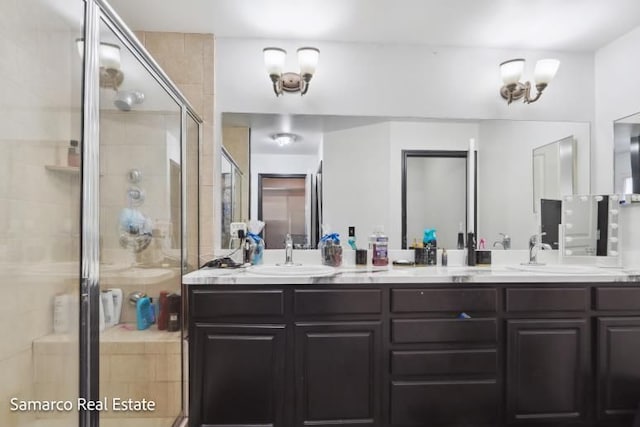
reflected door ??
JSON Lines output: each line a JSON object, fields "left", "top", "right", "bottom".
{"left": 258, "top": 174, "right": 308, "bottom": 249}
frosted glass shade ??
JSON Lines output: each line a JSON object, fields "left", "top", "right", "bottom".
{"left": 500, "top": 58, "right": 525, "bottom": 85}
{"left": 76, "top": 39, "right": 121, "bottom": 70}
{"left": 263, "top": 47, "right": 287, "bottom": 76}
{"left": 297, "top": 47, "right": 320, "bottom": 76}
{"left": 534, "top": 59, "right": 560, "bottom": 84}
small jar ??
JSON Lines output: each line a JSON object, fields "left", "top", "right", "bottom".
{"left": 318, "top": 237, "right": 342, "bottom": 267}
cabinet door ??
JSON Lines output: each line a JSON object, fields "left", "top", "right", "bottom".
{"left": 506, "top": 319, "right": 588, "bottom": 424}
{"left": 597, "top": 317, "right": 640, "bottom": 423}
{"left": 190, "top": 323, "right": 286, "bottom": 427}
{"left": 295, "top": 321, "right": 381, "bottom": 427}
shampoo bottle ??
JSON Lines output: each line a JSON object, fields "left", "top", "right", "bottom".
{"left": 136, "top": 296, "right": 152, "bottom": 330}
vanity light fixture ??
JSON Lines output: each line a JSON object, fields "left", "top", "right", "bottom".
{"left": 499, "top": 58, "right": 560, "bottom": 105}
{"left": 76, "top": 39, "right": 124, "bottom": 90}
{"left": 263, "top": 47, "right": 319, "bottom": 96}
{"left": 272, "top": 133, "right": 298, "bottom": 147}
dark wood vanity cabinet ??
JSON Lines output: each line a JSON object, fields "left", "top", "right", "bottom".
{"left": 190, "top": 323, "right": 286, "bottom": 427}
{"left": 506, "top": 319, "right": 589, "bottom": 424}
{"left": 595, "top": 287, "right": 640, "bottom": 424}
{"left": 295, "top": 321, "right": 382, "bottom": 426}
{"left": 187, "top": 283, "right": 640, "bottom": 427}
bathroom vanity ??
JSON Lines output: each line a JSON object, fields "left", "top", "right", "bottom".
{"left": 183, "top": 266, "right": 640, "bottom": 427}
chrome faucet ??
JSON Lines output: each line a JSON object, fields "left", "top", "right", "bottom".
{"left": 284, "top": 233, "right": 294, "bottom": 265}
{"left": 528, "top": 233, "right": 552, "bottom": 265}
{"left": 493, "top": 233, "right": 511, "bottom": 250}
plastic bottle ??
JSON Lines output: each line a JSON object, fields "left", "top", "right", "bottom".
{"left": 136, "top": 296, "right": 152, "bottom": 330}
{"left": 68, "top": 140, "right": 80, "bottom": 167}
{"left": 157, "top": 291, "right": 169, "bottom": 330}
{"left": 369, "top": 226, "right": 389, "bottom": 266}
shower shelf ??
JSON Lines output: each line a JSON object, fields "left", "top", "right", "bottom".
{"left": 45, "top": 165, "right": 80, "bottom": 174}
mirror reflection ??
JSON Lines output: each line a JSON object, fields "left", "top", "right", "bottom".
{"left": 402, "top": 151, "right": 470, "bottom": 249}
{"left": 561, "top": 195, "right": 621, "bottom": 257}
{"left": 613, "top": 112, "right": 640, "bottom": 198}
{"left": 533, "top": 136, "right": 576, "bottom": 213}
{"left": 221, "top": 113, "right": 591, "bottom": 250}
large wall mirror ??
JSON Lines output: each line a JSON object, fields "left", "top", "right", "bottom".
{"left": 613, "top": 112, "right": 640, "bottom": 200}
{"left": 220, "top": 113, "right": 591, "bottom": 250}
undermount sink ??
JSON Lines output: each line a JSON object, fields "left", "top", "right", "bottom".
{"left": 506, "top": 264, "right": 610, "bottom": 275}
{"left": 246, "top": 264, "right": 336, "bottom": 277}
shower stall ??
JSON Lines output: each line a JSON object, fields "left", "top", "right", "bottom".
{"left": 0, "top": 0, "right": 201, "bottom": 426}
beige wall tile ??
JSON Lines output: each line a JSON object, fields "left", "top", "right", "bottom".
{"left": 143, "top": 32, "right": 184, "bottom": 59}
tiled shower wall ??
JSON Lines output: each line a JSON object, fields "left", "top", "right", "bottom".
{"left": 134, "top": 31, "right": 215, "bottom": 263}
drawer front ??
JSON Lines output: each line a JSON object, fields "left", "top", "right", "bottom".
{"left": 392, "top": 349, "right": 497, "bottom": 376}
{"left": 596, "top": 287, "right": 640, "bottom": 311}
{"left": 191, "top": 290, "right": 284, "bottom": 318}
{"left": 391, "top": 380, "right": 499, "bottom": 426}
{"left": 506, "top": 287, "right": 588, "bottom": 312}
{"left": 392, "top": 318, "right": 497, "bottom": 344}
{"left": 391, "top": 288, "right": 497, "bottom": 313}
{"left": 294, "top": 289, "right": 382, "bottom": 315}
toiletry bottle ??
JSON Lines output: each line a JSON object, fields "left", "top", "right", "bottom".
{"left": 457, "top": 222, "right": 465, "bottom": 250}
{"left": 136, "top": 296, "right": 152, "bottom": 330}
{"left": 149, "top": 298, "right": 156, "bottom": 324}
{"left": 157, "top": 291, "right": 169, "bottom": 330}
{"left": 68, "top": 140, "right": 80, "bottom": 167}
{"left": 441, "top": 248, "right": 448, "bottom": 266}
{"left": 370, "top": 226, "right": 389, "bottom": 266}
{"left": 423, "top": 229, "right": 437, "bottom": 266}
{"left": 467, "top": 232, "right": 477, "bottom": 266}
{"left": 348, "top": 226, "right": 357, "bottom": 250}
{"left": 167, "top": 293, "right": 181, "bottom": 332}
{"left": 101, "top": 290, "right": 115, "bottom": 328}
{"left": 109, "top": 288, "right": 123, "bottom": 326}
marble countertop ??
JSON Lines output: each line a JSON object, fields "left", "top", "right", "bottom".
{"left": 183, "top": 264, "right": 640, "bottom": 285}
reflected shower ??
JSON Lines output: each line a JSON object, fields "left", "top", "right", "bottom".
{"left": 114, "top": 90, "right": 144, "bottom": 111}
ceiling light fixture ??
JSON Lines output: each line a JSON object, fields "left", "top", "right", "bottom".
{"left": 499, "top": 58, "right": 560, "bottom": 105}
{"left": 263, "top": 47, "right": 319, "bottom": 96}
{"left": 272, "top": 133, "right": 298, "bottom": 147}
{"left": 76, "top": 39, "right": 124, "bottom": 90}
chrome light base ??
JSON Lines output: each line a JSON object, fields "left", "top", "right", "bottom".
{"left": 270, "top": 72, "right": 312, "bottom": 96}
{"left": 500, "top": 81, "right": 548, "bottom": 105}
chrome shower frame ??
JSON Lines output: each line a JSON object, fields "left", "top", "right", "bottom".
{"left": 80, "top": 1, "right": 202, "bottom": 426}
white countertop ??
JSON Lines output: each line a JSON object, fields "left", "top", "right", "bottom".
{"left": 183, "top": 264, "right": 640, "bottom": 285}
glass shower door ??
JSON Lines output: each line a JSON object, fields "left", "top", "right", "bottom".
{"left": 0, "top": 0, "right": 84, "bottom": 426}
{"left": 97, "top": 18, "right": 184, "bottom": 427}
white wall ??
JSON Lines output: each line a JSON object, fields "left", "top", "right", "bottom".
{"left": 478, "top": 120, "right": 590, "bottom": 249}
{"left": 595, "top": 26, "right": 640, "bottom": 267}
{"left": 216, "top": 38, "right": 594, "bottom": 122}
{"left": 323, "top": 122, "right": 391, "bottom": 244}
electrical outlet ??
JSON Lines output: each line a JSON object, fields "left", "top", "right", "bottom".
{"left": 230, "top": 222, "right": 247, "bottom": 238}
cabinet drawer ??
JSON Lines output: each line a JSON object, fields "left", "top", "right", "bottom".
{"left": 392, "top": 349, "right": 497, "bottom": 376}
{"left": 596, "top": 287, "right": 640, "bottom": 311}
{"left": 191, "top": 290, "right": 284, "bottom": 318}
{"left": 391, "top": 288, "right": 496, "bottom": 313}
{"left": 392, "top": 318, "right": 497, "bottom": 344}
{"left": 506, "top": 287, "right": 588, "bottom": 312}
{"left": 391, "top": 380, "right": 499, "bottom": 426}
{"left": 294, "top": 289, "right": 382, "bottom": 315}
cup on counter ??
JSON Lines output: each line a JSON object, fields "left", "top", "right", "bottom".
{"left": 355, "top": 249, "right": 368, "bottom": 266}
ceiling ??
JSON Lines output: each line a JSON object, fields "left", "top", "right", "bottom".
{"left": 108, "top": 0, "right": 640, "bottom": 52}
{"left": 107, "top": 0, "right": 640, "bottom": 154}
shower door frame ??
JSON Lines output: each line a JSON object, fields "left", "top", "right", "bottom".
{"left": 80, "top": 1, "right": 202, "bottom": 426}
